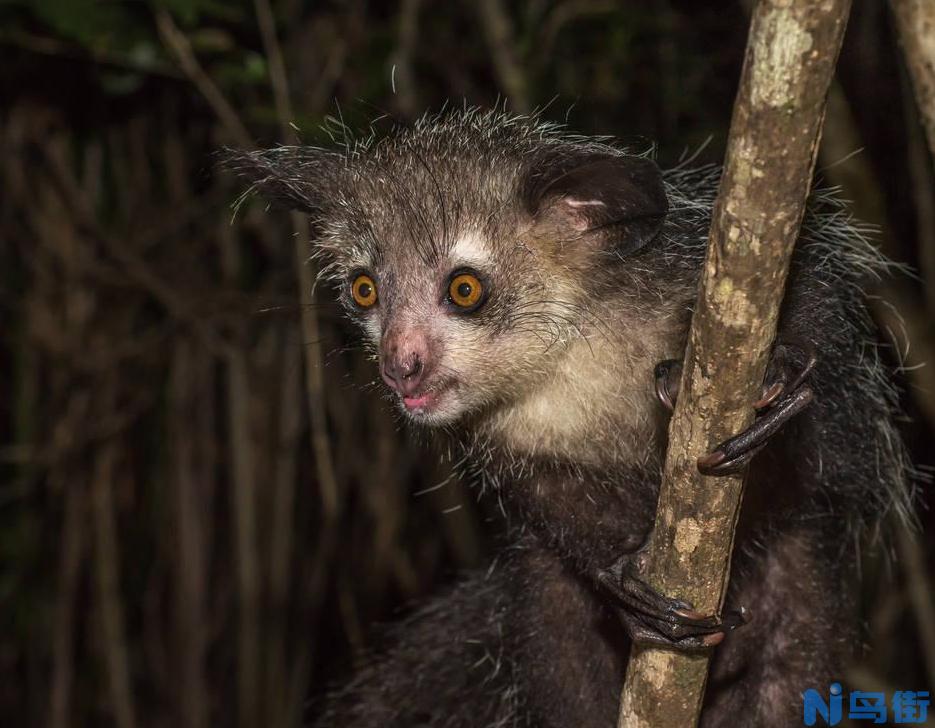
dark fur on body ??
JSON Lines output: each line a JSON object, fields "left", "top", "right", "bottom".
{"left": 224, "top": 110, "right": 912, "bottom": 727}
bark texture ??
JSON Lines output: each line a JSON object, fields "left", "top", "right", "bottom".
{"left": 617, "top": 1, "right": 852, "bottom": 725}
{"left": 891, "top": 0, "right": 935, "bottom": 161}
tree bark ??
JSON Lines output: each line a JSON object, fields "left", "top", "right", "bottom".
{"left": 617, "top": 1, "right": 851, "bottom": 726}
{"left": 891, "top": 0, "right": 935, "bottom": 162}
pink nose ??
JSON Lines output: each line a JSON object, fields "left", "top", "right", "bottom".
{"left": 381, "top": 328, "right": 432, "bottom": 396}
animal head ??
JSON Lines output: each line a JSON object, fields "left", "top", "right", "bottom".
{"left": 223, "top": 111, "right": 668, "bottom": 428}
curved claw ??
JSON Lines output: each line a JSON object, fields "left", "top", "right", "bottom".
{"left": 754, "top": 340, "right": 817, "bottom": 410}
{"left": 597, "top": 555, "right": 750, "bottom": 650}
{"left": 654, "top": 360, "right": 682, "bottom": 412}
{"left": 656, "top": 340, "right": 817, "bottom": 417}
{"left": 698, "top": 385, "right": 814, "bottom": 476}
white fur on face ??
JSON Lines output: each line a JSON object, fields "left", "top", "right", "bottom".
{"left": 479, "top": 312, "right": 675, "bottom": 467}
{"left": 448, "top": 230, "right": 493, "bottom": 269}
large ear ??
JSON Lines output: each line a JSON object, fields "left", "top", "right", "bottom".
{"left": 522, "top": 151, "right": 668, "bottom": 255}
{"left": 218, "top": 146, "right": 345, "bottom": 215}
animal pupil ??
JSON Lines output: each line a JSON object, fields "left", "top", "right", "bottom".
{"left": 351, "top": 274, "right": 377, "bottom": 307}
{"left": 449, "top": 273, "right": 482, "bottom": 308}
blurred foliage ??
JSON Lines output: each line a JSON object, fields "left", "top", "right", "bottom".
{"left": 0, "top": 1, "right": 932, "bottom": 727}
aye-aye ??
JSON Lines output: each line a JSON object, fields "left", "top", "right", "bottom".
{"left": 224, "top": 109, "right": 912, "bottom": 727}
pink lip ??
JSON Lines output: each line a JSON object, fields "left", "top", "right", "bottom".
{"left": 403, "top": 393, "right": 434, "bottom": 411}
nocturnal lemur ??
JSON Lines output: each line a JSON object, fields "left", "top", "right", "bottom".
{"left": 224, "top": 109, "right": 912, "bottom": 727}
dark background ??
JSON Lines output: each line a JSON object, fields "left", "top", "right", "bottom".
{"left": 1, "top": 1, "right": 933, "bottom": 727}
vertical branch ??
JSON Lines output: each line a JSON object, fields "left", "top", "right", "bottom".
{"left": 266, "top": 327, "right": 303, "bottom": 726}
{"left": 253, "top": 0, "right": 340, "bottom": 524}
{"left": 170, "top": 340, "right": 210, "bottom": 728}
{"left": 475, "top": 0, "right": 531, "bottom": 112}
{"left": 891, "top": 0, "right": 935, "bottom": 161}
{"left": 390, "top": 0, "right": 424, "bottom": 119}
{"left": 48, "top": 477, "right": 85, "bottom": 728}
{"left": 156, "top": 15, "right": 263, "bottom": 726}
{"left": 892, "top": 0, "right": 935, "bottom": 386}
{"left": 897, "top": 530, "right": 935, "bottom": 689}
{"left": 153, "top": 8, "right": 253, "bottom": 149}
{"left": 92, "top": 442, "right": 138, "bottom": 728}
{"left": 818, "top": 84, "right": 935, "bottom": 687}
{"left": 900, "top": 39, "right": 935, "bottom": 318}
{"left": 221, "top": 274, "right": 261, "bottom": 728}
{"left": 252, "top": 0, "right": 345, "bottom": 708}
{"left": 618, "top": 1, "right": 851, "bottom": 725}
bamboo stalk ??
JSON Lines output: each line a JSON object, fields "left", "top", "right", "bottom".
{"left": 617, "top": 1, "right": 851, "bottom": 724}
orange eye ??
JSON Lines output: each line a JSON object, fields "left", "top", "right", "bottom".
{"left": 448, "top": 272, "right": 484, "bottom": 309}
{"left": 351, "top": 274, "right": 377, "bottom": 308}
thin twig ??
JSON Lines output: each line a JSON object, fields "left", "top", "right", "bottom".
{"left": 534, "top": 0, "right": 615, "bottom": 69}
{"left": 253, "top": 0, "right": 345, "bottom": 701}
{"left": 390, "top": 0, "right": 424, "bottom": 118}
{"left": 153, "top": 8, "right": 253, "bottom": 149}
{"left": 476, "top": 0, "right": 531, "bottom": 113}
{"left": 253, "top": 0, "right": 342, "bottom": 539}
{"left": 0, "top": 30, "right": 182, "bottom": 78}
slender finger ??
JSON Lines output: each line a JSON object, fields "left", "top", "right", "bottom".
{"left": 698, "top": 385, "right": 813, "bottom": 475}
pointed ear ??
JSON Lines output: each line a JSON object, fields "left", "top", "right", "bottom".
{"left": 218, "top": 146, "right": 345, "bottom": 215}
{"left": 523, "top": 152, "right": 668, "bottom": 255}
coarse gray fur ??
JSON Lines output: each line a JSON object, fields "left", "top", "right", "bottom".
{"left": 223, "top": 108, "right": 913, "bottom": 727}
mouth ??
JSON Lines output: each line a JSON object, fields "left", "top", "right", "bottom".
{"left": 403, "top": 393, "right": 434, "bottom": 410}
{"left": 399, "top": 383, "right": 453, "bottom": 416}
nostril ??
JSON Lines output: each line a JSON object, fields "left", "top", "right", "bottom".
{"left": 382, "top": 355, "right": 423, "bottom": 388}
{"left": 403, "top": 358, "right": 423, "bottom": 380}
{"left": 381, "top": 359, "right": 399, "bottom": 382}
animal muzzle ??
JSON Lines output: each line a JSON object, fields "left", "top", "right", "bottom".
{"left": 380, "top": 327, "right": 435, "bottom": 397}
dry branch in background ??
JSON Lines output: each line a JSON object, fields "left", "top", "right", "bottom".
{"left": 892, "top": 0, "right": 935, "bottom": 323}
{"left": 475, "top": 0, "right": 530, "bottom": 113}
{"left": 819, "top": 82, "right": 935, "bottom": 689}
{"left": 390, "top": 0, "right": 424, "bottom": 119}
{"left": 253, "top": 0, "right": 345, "bottom": 717}
{"left": 3, "top": 3, "right": 931, "bottom": 726}
{"left": 618, "top": 1, "right": 851, "bottom": 725}
{"left": 891, "top": 0, "right": 935, "bottom": 161}
{"left": 92, "top": 441, "right": 138, "bottom": 728}
{"left": 153, "top": 8, "right": 252, "bottom": 149}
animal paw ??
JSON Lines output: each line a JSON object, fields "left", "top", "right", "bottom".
{"left": 596, "top": 553, "right": 749, "bottom": 649}
{"left": 654, "top": 340, "right": 817, "bottom": 476}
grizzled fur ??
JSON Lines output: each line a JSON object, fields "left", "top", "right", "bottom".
{"left": 224, "top": 109, "right": 912, "bottom": 727}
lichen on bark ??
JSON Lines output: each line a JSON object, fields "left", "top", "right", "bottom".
{"left": 616, "top": 1, "right": 853, "bottom": 726}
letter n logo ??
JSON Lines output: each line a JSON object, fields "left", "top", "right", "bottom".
{"left": 803, "top": 683, "right": 843, "bottom": 726}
